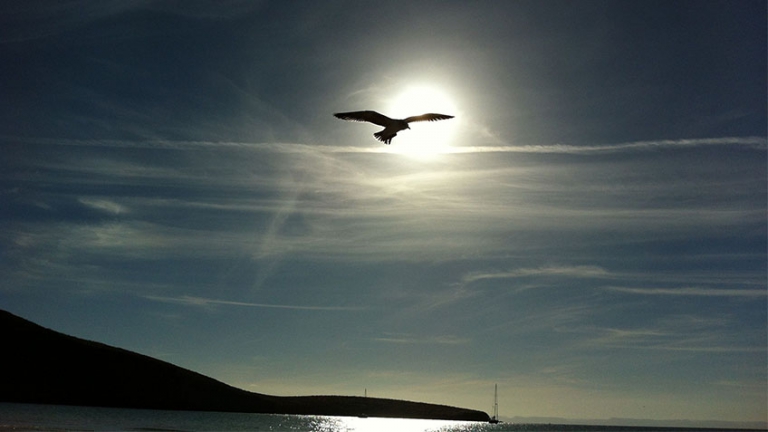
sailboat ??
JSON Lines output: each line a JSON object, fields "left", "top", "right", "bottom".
{"left": 489, "top": 383, "right": 501, "bottom": 424}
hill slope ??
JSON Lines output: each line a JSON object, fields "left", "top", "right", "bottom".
{"left": 0, "top": 310, "right": 489, "bottom": 421}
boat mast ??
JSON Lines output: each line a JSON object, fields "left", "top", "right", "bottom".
{"left": 492, "top": 383, "right": 499, "bottom": 421}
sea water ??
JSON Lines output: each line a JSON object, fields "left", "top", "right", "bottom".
{"left": 0, "top": 403, "right": 755, "bottom": 432}
{"left": 2, "top": 403, "right": 479, "bottom": 432}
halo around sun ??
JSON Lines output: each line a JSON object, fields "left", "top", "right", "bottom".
{"left": 384, "top": 85, "right": 459, "bottom": 160}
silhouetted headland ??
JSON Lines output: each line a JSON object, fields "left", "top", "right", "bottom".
{"left": 0, "top": 310, "right": 489, "bottom": 421}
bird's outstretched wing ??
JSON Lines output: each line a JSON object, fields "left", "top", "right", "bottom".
{"left": 334, "top": 111, "right": 393, "bottom": 127}
{"left": 403, "top": 113, "right": 454, "bottom": 123}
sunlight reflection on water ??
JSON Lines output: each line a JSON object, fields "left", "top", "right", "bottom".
{"left": 338, "top": 416, "right": 485, "bottom": 432}
{"left": 0, "top": 403, "right": 493, "bottom": 432}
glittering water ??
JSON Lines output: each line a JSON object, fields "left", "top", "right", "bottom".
{"left": 0, "top": 403, "right": 478, "bottom": 432}
{"left": 0, "top": 403, "right": 754, "bottom": 432}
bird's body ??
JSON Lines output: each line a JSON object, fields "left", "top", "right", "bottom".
{"left": 334, "top": 110, "right": 454, "bottom": 144}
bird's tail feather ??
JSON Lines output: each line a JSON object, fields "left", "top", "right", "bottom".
{"left": 374, "top": 132, "right": 394, "bottom": 145}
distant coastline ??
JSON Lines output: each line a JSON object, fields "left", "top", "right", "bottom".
{"left": 0, "top": 309, "right": 489, "bottom": 422}
{"left": 503, "top": 416, "right": 768, "bottom": 431}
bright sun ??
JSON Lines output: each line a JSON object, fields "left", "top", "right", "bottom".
{"left": 384, "top": 85, "right": 459, "bottom": 160}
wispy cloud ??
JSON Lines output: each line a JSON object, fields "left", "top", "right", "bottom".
{"left": 448, "top": 136, "right": 767, "bottom": 154}
{"left": 372, "top": 333, "right": 469, "bottom": 345}
{"left": 606, "top": 286, "right": 767, "bottom": 297}
{"left": 5, "top": 129, "right": 764, "bottom": 285}
{"left": 579, "top": 314, "right": 765, "bottom": 353}
{"left": 483, "top": 303, "right": 597, "bottom": 337}
{"left": 78, "top": 197, "right": 127, "bottom": 215}
{"left": 1, "top": 136, "right": 383, "bottom": 154}
{"left": 143, "top": 294, "right": 365, "bottom": 311}
{"left": 4, "top": 135, "right": 765, "bottom": 154}
{"left": 463, "top": 265, "right": 610, "bottom": 284}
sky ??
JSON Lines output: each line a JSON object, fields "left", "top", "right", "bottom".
{"left": 1, "top": 0, "right": 766, "bottom": 425}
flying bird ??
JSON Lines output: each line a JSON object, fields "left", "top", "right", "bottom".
{"left": 334, "top": 110, "right": 454, "bottom": 144}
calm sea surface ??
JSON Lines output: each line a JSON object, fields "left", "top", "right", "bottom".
{"left": 0, "top": 403, "right": 754, "bottom": 432}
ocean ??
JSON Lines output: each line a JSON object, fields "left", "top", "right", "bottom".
{"left": 0, "top": 403, "right": 758, "bottom": 432}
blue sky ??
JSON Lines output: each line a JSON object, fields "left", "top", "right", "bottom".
{"left": 1, "top": 0, "right": 766, "bottom": 424}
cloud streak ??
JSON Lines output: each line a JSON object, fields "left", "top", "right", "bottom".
{"left": 463, "top": 265, "right": 610, "bottom": 284}
{"left": 450, "top": 136, "right": 767, "bottom": 154}
{"left": 606, "top": 286, "right": 767, "bottom": 297}
{"left": 143, "top": 295, "right": 366, "bottom": 311}
{"left": 3, "top": 135, "right": 765, "bottom": 154}
{"left": 372, "top": 333, "right": 470, "bottom": 345}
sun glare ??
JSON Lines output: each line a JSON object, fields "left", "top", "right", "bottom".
{"left": 385, "top": 85, "right": 459, "bottom": 160}
{"left": 340, "top": 416, "right": 467, "bottom": 432}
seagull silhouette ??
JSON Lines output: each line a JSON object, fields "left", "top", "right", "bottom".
{"left": 334, "top": 110, "right": 454, "bottom": 144}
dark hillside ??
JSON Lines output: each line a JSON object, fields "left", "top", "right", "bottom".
{"left": 1, "top": 309, "right": 276, "bottom": 413}
{"left": 0, "top": 310, "right": 489, "bottom": 421}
